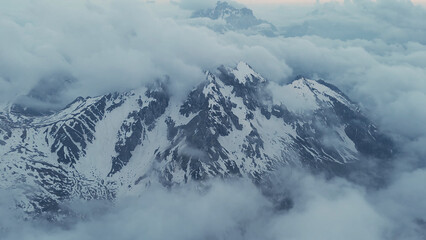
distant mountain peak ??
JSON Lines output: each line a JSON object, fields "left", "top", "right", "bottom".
{"left": 191, "top": 1, "right": 277, "bottom": 36}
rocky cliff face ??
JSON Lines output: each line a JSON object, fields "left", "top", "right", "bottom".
{"left": 0, "top": 62, "right": 393, "bottom": 217}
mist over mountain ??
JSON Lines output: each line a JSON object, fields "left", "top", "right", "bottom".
{"left": 0, "top": 61, "right": 394, "bottom": 217}
{"left": 1, "top": 0, "right": 426, "bottom": 239}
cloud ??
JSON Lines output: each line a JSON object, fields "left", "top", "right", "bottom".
{"left": 0, "top": 0, "right": 292, "bottom": 107}
{"left": 1, "top": 169, "right": 426, "bottom": 240}
{"left": 176, "top": 0, "right": 226, "bottom": 10}
{"left": 0, "top": 180, "right": 268, "bottom": 240}
{"left": 242, "top": 1, "right": 426, "bottom": 144}
{"left": 373, "top": 168, "right": 426, "bottom": 239}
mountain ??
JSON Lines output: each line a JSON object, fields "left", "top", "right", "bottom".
{"left": 191, "top": 1, "right": 277, "bottom": 36}
{"left": 0, "top": 62, "right": 393, "bottom": 218}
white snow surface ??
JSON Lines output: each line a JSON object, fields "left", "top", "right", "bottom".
{"left": 269, "top": 78, "right": 354, "bottom": 114}
{"left": 231, "top": 62, "right": 266, "bottom": 85}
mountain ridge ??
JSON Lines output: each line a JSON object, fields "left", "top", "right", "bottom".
{"left": 0, "top": 62, "right": 393, "bottom": 218}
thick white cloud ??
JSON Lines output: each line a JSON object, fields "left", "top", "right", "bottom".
{"left": 0, "top": 0, "right": 291, "bottom": 105}
{"left": 2, "top": 169, "right": 426, "bottom": 240}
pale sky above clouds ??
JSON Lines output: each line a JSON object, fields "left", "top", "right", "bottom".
{"left": 236, "top": 0, "right": 426, "bottom": 4}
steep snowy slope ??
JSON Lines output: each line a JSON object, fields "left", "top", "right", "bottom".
{"left": 0, "top": 62, "right": 393, "bottom": 216}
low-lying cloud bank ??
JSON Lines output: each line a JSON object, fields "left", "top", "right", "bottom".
{"left": 1, "top": 169, "right": 425, "bottom": 240}
{"left": 1, "top": 0, "right": 426, "bottom": 239}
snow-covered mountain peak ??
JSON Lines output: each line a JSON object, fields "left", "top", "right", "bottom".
{"left": 193, "top": 1, "right": 252, "bottom": 20}
{"left": 0, "top": 62, "right": 393, "bottom": 218}
{"left": 231, "top": 62, "right": 266, "bottom": 85}
{"left": 268, "top": 77, "right": 354, "bottom": 114}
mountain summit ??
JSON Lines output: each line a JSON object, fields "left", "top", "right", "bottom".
{"left": 191, "top": 1, "right": 277, "bottom": 36}
{"left": 0, "top": 62, "right": 392, "bottom": 217}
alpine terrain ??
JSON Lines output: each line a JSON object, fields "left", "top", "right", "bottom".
{"left": 0, "top": 62, "right": 393, "bottom": 217}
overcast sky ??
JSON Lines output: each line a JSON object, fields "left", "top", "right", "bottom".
{"left": 237, "top": 0, "right": 426, "bottom": 4}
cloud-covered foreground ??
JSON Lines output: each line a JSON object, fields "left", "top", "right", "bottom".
{"left": 1, "top": 169, "right": 426, "bottom": 240}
